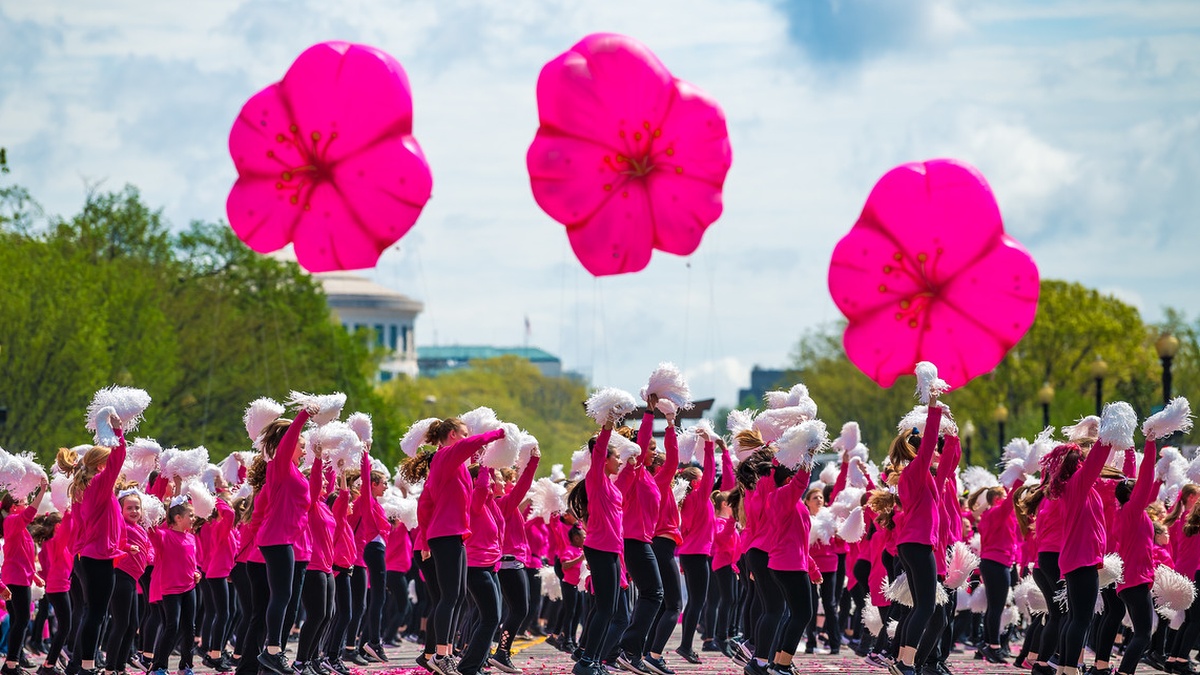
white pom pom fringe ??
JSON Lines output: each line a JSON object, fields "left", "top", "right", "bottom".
{"left": 810, "top": 507, "right": 837, "bottom": 545}
{"left": 162, "top": 446, "right": 210, "bottom": 480}
{"left": 1154, "top": 564, "right": 1196, "bottom": 613}
{"left": 944, "top": 541, "right": 980, "bottom": 590}
{"left": 123, "top": 437, "right": 163, "bottom": 485}
{"left": 726, "top": 409, "right": 755, "bottom": 435}
{"left": 540, "top": 566, "right": 563, "bottom": 601}
{"left": 833, "top": 422, "right": 860, "bottom": 453}
{"left": 285, "top": 391, "right": 346, "bottom": 427}
{"left": 527, "top": 478, "right": 569, "bottom": 522}
{"left": 774, "top": 419, "right": 829, "bottom": 471}
{"left": 347, "top": 412, "right": 373, "bottom": 444}
{"left": 50, "top": 473, "right": 71, "bottom": 513}
{"left": 516, "top": 431, "right": 539, "bottom": 473}
{"left": 862, "top": 604, "right": 882, "bottom": 637}
{"left": 244, "top": 398, "right": 284, "bottom": 445}
{"left": 999, "top": 459, "right": 1025, "bottom": 488}
{"left": 585, "top": 388, "right": 640, "bottom": 426}
{"left": 914, "top": 361, "right": 950, "bottom": 404}
{"left": 182, "top": 479, "right": 216, "bottom": 519}
{"left": 401, "top": 418, "right": 439, "bottom": 458}
{"left": 87, "top": 386, "right": 152, "bottom": 439}
{"left": 960, "top": 466, "right": 1000, "bottom": 494}
{"left": 838, "top": 506, "right": 865, "bottom": 543}
{"left": 480, "top": 423, "right": 522, "bottom": 469}
{"left": 819, "top": 461, "right": 839, "bottom": 486}
{"left": 140, "top": 493, "right": 166, "bottom": 527}
{"left": 672, "top": 478, "right": 690, "bottom": 506}
{"left": 639, "top": 362, "right": 693, "bottom": 410}
{"left": 571, "top": 446, "right": 591, "bottom": 477}
{"left": 1144, "top": 397, "right": 1194, "bottom": 441}
{"left": 1099, "top": 402, "right": 1137, "bottom": 450}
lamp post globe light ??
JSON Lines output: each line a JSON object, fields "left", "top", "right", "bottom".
{"left": 1157, "top": 333, "right": 1180, "bottom": 406}
{"left": 1038, "top": 382, "right": 1055, "bottom": 429}
{"left": 1090, "top": 355, "right": 1108, "bottom": 417}
{"left": 993, "top": 404, "right": 1009, "bottom": 457}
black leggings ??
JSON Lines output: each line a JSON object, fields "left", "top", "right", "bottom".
{"left": 418, "top": 557, "right": 440, "bottom": 655}
{"left": 1060, "top": 566, "right": 1100, "bottom": 669}
{"left": 104, "top": 571, "right": 137, "bottom": 670}
{"left": 522, "top": 566, "right": 543, "bottom": 635}
{"left": 200, "top": 576, "right": 230, "bottom": 653}
{"left": 73, "top": 555, "right": 115, "bottom": 665}
{"left": 1095, "top": 585, "right": 1126, "bottom": 663}
{"left": 461, "top": 567, "right": 501, "bottom": 675}
{"left": 260, "top": 544, "right": 296, "bottom": 648}
{"left": 1117, "top": 584, "right": 1153, "bottom": 674}
{"left": 896, "top": 543, "right": 938, "bottom": 651}
{"left": 806, "top": 568, "right": 840, "bottom": 652}
{"left": 649, "top": 538, "right": 683, "bottom": 655}
{"left": 747, "top": 548, "right": 783, "bottom": 660}
{"left": 152, "top": 589, "right": 196, "bottom": 670}
{"left": 1034, "top": 553, "right": 1065, "bottom": 664}
{"left": 233, "top": 562, "right": 269, "bottom": 675}
{"left": 43, "top": 591, "right": 71, "bottom": 666}
{"left": 428, "top": 535, "right": 466, "bottom": 647}
{"left": 346, "top": 564, "right": 368, "bottom": 648}
{"left": 1171, "top": 571, "right": 1200, "bottom": 659}
{"left": 362, "top": 542, "right": 386, "bottom": 645}
{"left": 297, "top": 570, "right": 333, "bottom": 663}
{"left": 385, "top": 570, "right": 410, "bottom": 639}
{"left": 496, "top": 566, "right": 529, "bottom": 654}
{"left": 769, "top": 569, "right": 814, "bottom": 657}
{"left": 708, "top": 565, "right": 735, "bottom": 642}
{"left": 620, "top": 539, "right": 663, "bottom": 657}
{"left": 979, "top": 559, "right": 1011, "bottom": 645}
{"left": 324, "top": 567, "right": 353, "bottom": 659}
{"left": 677, "top": 554, "right": 710, "bottom": 652}
{"left": 581, "top": 547, "right": 620, "bottom": 662}
{"left": 5, "top": 585, "right": 30, "bottom": 663}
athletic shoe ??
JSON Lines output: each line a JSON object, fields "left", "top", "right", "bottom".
{"left": 356, "top": 646, "right": 378, "bottom": 664}
{"left": 640, "top": 655, "right": 674, "bottom": 675}
{"left": 176, "top": 668, "right": 194, "bottom": 675}
{"left": 257, "top": 651, "right": 293, "bottom": 675}
{"left": 36, "top": 666, "right": 64, "bottom": 675}
{"left": 362, "top": 643, "right": 389, "bottom": 663}
{"left": 431, "top": 654, "right": 461, "bottom": 675}
{"left": 487, "top": 652, "right": 521, "bottom": 674}
{"left": 700, "top": 640, "right": 722, "bottom": 653}
{"left": 980, "top": 646, "right": 1007, "bottom": 664}
{"left": 2, "top": 665, "right": 29, "bottom": 675}
{"left": 310, "top": 660, "right": 331, "bottom": 675}
{"left": 935, "top": 661, "right": 953, "bottom": 675}
{"left": 570, "top": 660, "right": 598, "bottom": 675}
{"left": 741, "top": 662, "right": 769, "bottom": 675}
{"left": 340, "top": 649, "right": 367, "bottom": 667}
{"left": 673, "top": 647, "right": 700, "bottom": 665}
{"left": 864, "top": 653, "right": 891, "bottom": 669}
{"left": 615, "top": 653, "right": 652, "bottom": 675}
{"left": 326, "top": 659, "right": 350, "bottom": 675}
{"left": 545, "top": 635, "right": 560, "bottom": 650}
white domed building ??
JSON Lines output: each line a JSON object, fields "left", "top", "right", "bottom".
{"left": 315, "top": 271, "right": 423, "bottom": 382}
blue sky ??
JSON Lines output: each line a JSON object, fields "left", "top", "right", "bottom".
{"left": 2, "top": 0, "right": 1199, "bottom": 408}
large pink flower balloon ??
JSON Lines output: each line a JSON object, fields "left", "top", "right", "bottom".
{"left": 527, "top": 33, "right": 733, "bottom": 276}
{"left": 227, "top": 42, "right": 432, "bottom": 273}
{"left": 828, "top": 159, "right": 1040, "bottom": 389}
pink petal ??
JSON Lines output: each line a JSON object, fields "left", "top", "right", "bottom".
{"left": 226, "top": 176, "right": 301, "bottom": 254}
{"left": 567, "top": 181, "right": 654, "bottom": 276}
{"left": 228, "top": 85, "right": 306, "bottom": 178}
{"left": 330, "top": 135, "right": 433, "bottom": 244}
{"left": 653, "top": 81, "right": 733, "bottom": 185}
{"left": 644, "top": 171, "right": 723, "bottom": 255}
{"left": 279, "top": 42, "right": 415, "bottom": 165}
{"left": 527, "top": 132, "right": 627, "bottom": 226}
{"left": 828, "top": 225, "right": 931, "bottom": 321}
{"left": 292, "top": 183, "right": 387, "bottom": 272}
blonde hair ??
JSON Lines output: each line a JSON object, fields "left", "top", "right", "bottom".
{"left": 56, "top": 446, "right": 112, "bottom": 503}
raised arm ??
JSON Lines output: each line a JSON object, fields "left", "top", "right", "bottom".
{"left": 830, "top": 456, "right": 851, "bottom": 501}
{"left": 443, "top": 428, "right": 507, "bottom": 469}
{"left": 700, "top": 439, "right": 716, "bottom": 497}
{"left": 936, "top": 435, "right": 961, "bottom": 488}
{"left": 719, "top": 442, "right": 734, "bottom": 491}
{"left": 1130, "top": 440, "right": 1160, "bottom": 512}
{"left": 309, "top": 452, "right": 325, "bottom": 507}
{"left": 1122, "top": 445, "right": 1137, "bottom": 478}
{"left": 910, "top": 405, "right": 943, "bottom": 477}
{"left": 655, "top": 423, "right": 679, "bottom": 492}
{"left": 95, "top": 427, "right": 128, "bottom": 496}
{"left": 589, "top": 428, "right": 613, "bottom": 482}
{"left": 470, "top": 468, "right": 492, "bottom": 513}
{"left": 637, "top": 412, "right": 655, "bottom": 467}
{"left": 270, "top": 409, "right": 311, "bottom": 472}
{"left": 1077, "top": 439, "right": 1112, "bottom": 493}
{"left": 501, "top": 455, "right": 541, "bottom": 513}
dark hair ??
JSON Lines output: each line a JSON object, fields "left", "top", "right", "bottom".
{"left": 1014, "top": 484, "right": 1044, "bottom": 537}
{"left": 400, "top": 448, "right": 436, "bottom": 484}
{"left": 167, "top": 499, "right": 192, "bottom": 525}
{"left": 424, "top": 418, "right": 466, "bottom": 446}
{"left": 772, "top": 463, "right": 797, "bottom": 488}
{"left": 1115, "top": 480, "right": 1134, "bottom": 505}
{"left": 258, "top": 418, "right": 294, "bottom": 459}
{"left": 568, "top": 525, "right": 585, "bottom": 547}
{"left": 30, "top": 512, "right": 63, "bottom": 545}
{"left": 0, "top": 494, "right": 16, "bottom": 517}
{"left": 567, "top": 480, "right": 589, "bottom": 523}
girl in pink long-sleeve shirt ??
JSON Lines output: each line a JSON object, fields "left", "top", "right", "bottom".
{"left": 704, "top": 490, "right": 739, "bottom": 653}
{"left": 615, "top": 407, "right": 663, "bottom": 672}
{"left": 56, "top": 409, "right": 127, "bottom": 675}
{"left": 2, "top": 480, "right": 48, "bottom": 675}
{"left": 294, "top": 454, "right": 336, "bottom": 673}
{"left": 675, "top": 435, "right": 730, "bottom": 661}
{"left": 106, "top": 491, "right": 152, "bottom": 675}
{"left": 973, "top": 477, "right": 1023, "bottom": 663}
{"left": 33, "top": 509, "right": 72, "bottom": 675}
{"left": 148, "top": 484, "right": 201, "bottom": 675}
{"left": 346, "top": 445, "right": 391, "bottom": 663}
{"left": 199, "top": 475, "right": 238, "bottom": 670}
{"left": 763, "top": 463, "right": 819, "bottom": 674}
{"left": 396, "top": 417, "right": 505, "bottom": 670}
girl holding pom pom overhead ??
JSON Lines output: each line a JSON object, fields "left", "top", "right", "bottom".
{"left": 106, "top": 489, "right": 151, "bottom": 675}
{"left": 147, "top": 478, "right": 201, "bottom": 675}
{"left": 489, "top": 447, "right": 541, "bottom": 673}
{"left": 398, "top": 417, "right": 506, "bottom": 675}
{"left": 59, "top": 409, "right": 127, "bottom": 675}
{"left": 2, "top": 476, "right": 48, "bottom": 675}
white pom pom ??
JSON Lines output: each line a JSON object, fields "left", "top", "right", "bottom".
{"left": 862, "top": 604, "right": 883, "bottom": 636}
{"left": 944, "top": 541, "right": 980, "bottom": 590}
{"left": 774, "top": 420, "right": 829, "bottom": 470}
{"left": 527, "top": 478, "right": 569, "bottom": 522}
{"left": 655, "top": 399, "right": 678, "bottom": 417}
{"left": 123, "top": 437, "right": 163, "bottom": 485}
{"left": 140, "top": 493, "right": 166, "bottom": 527}
{"left": 1026, "top": 427, "right": 1056, "bottom": 475}
{"left": 585, "top": 388, "right": 640, "bottom": 426}
{"left": 830, "top": 487, "right": 863, "bottom": 519}
{"left": 347, "top": 412, "right": 373, "bottom": 444}
{"left": 968, "top": 586, "right": 990, "bottom": 614}
{"left": 218, "top": 451, "right": 254, "bottom": 488}
{"left": 89, "top": 406, "right": 119, "bottom": 448}
{"left": 611, "top": 433, "right": 642, "bottom": 466}
{"left": 550, "top": 464, "right": 566, "bottom": 482}
{"left": 831, "top": 421, "right": 860, "bottom": 453}
{"left": 955, "top": 587, "right": 972, "bottom": 613}
{"left": 201, "top": 464, "right": 222, "bottom": 494}
{"left": 837, "top": 506, "right": 865, "bottom": 543}
{"left": 960, "top": 466, "right": 1000, "bottom": 494}
{"left": 460, "top": 407, "right": 500, "bottom": 435}
{"left": 1001, "top": 438, "right": 1031, "bottom": 466}
{"left": 540, "top": 566, "right": 562, "bottom": 601}
{"left": 810, "top": 507, "right": 837, "bottom": 545}
{"left": 1099, "top": 402, "right": 1137, "bottom": 450}
{"left": 285, "top": 391, "right": 346, "bottom": 427}
{"left": 1157, "top": 448, "right": 1187, "bottom": 486}
{"left": 50, "top": 473, "right": 71, "bottom": 512}
{"left": 640, "top": 362, "right": 693, "bottom": 410}
{"left": 1153, "top": 564, "right": 1196, "bottom": 613}
{"left": 676, "top": 428, "right": 702, "bottom": 466}
{"left": 571, "top": 446, "right": 591, "bottom": 477}
{"left": 819, "top": 462, "right": 839, "bottom": 486}
{"left": 577, "top": 564, "right": 590, "bottom": 592}
{"left": 672, "top": 478, "right": 690, "bottom": 506}
{"left": 400, "top": 418, "right": 439, "bottom": 457}
{"left": 914, "top": 362, "right": 950, "bottom": 404}
{"left": 1186, "top": 454, "right": 1200, "bottom": 486}
{"left": 183, "top": 478, "right": 216, "bottom": 519}
{"left": 481, "top": 423, "right": 522, "bottom": 469}
{"left": 896, "top": 404, "right": 958, "bottom": 437}
{"left": 516, "top": 431, "right": 539, "bottom": 473}
{"left": 1001, "top": 605, "right": 1019, "bottom": 630}
{"left": 394, "top": 495, "right": 419, "bottom": 530}
{"left": 7, "top": 453, "right": 46, "bottom": 500}
{"left": 1144, "top": 398, "right": 1194, "bottom": 441}
{"left": 887, "top": 619, "right": 898, "bottom": 639}
{"left": 969, "top": 532, "right": 981, "bottom": 555}
{"left": 315, "top": 422, "right": 363, "bottom": 471}
{"left": 244, "top": 398, "right": 284, "bottom": 446}
{"left": 87, "top": 386, "right": 152, "bottom": 441}
{"left": 887, "top": 574, "right": 914, "bottom": 607}
{"left": 999, "top": 459, "right": 1026, "bottom": 488}
{"left": 726, "top": 409, "right": 755, "bottom": 435}
{"left": 1097, "top": 553, "right": 1124, "bottom": 588}
{"left": 1062, "top": 415, "right": 1101, "bottom": 443}
{"left": 162, "top": 446, "right": 210, "bottom": 480}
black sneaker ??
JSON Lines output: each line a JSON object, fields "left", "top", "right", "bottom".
{"left": 310, "top": 660, "right": 331, "bottom": 675}
{"left": 356, "top": 647, "right": 378, "bottom": 665}
{"left": 340, "top": 650, "right": 367, "bottom": 667}
{"left": 362, "top": 644, "right": 389, "bottom": 664}
{"left": 673, "top": 647, "right": 700, "bottom": 665}
{"left": 430, "top": 654, "right": 460, "bottom": 675}
{"left": 256, "top": 651, "right": 292, "bottom": 675}
{"left": 641, "top": 655, "right": 674, "bottom": 675}
{"left": 742, "top": 662, "right": 769, "bottom": 675}
{"left": 701, "top": 641, "right": 722, "bottom": 653}
{"left": 615, "top": 653, "right": 651, "bottom": 675}
{"left": 36, "top": 667, "right": 64, "bottom": 675}
{"left": 325, "top": 659, "right": 349, "bottom": 675}
{"left": 487, "top": 651, "right": 521, "bottom": 674}
{"left": 3, "top": 665, "right": 29, "bottom": 675}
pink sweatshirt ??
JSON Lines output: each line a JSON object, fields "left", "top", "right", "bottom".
{"left": 332, "top": 490, "right": 356, "bottom": 569}
{"left": 679, "top": 442, "right": 732, "bottom": 556}
{"left": 711, "top": 516, "right": 740, "bottom": 571}
{"left": 148, "top": 526, "right": 198, "bottom": 600}
{"left": 1035, "top": 496, "right": 1065, "bottom": 555}
{"left": 253, "top": 410, "right": 311, "bottom": 549}
{"left": 894, "top": 405, "right": 942, "bottom": 547}
{"left": 524, "top": 513, "right": 549, "bottom": 568}
{"left": 651, "top": 426, "right": 682, "bottom": 543}
{"left": 350, "top": 450, "right": 389, "bottom": 566}
{"left": 385, "top": 523, "right": 413, "bottom": 573}
{"left": 466, "top": 470, "right": 503, "bottom": 568}
{"left": 44, "top": 511, "right": 75, "bottom": 593}
{"left": 202, "top": 499, "right": 239, "bottom": 579}
{"left": 1058, "top": 439, "right": 1112, "bottom": 575}
{"left": 619, "top": 414, "right": 660, "bottom": 543}
{"left": 979, "top": 479, "right": 1023, "bottom": 567}
{"left": 75, "top": 429, "right": 128, "bottom": 560}
{"left": 561, "top": 544, "right": 585, "bottom": 585}
{"left": 2, "top": 505, "right": 38, "bottom": 586}
{"left": 584, "top": 428, "right": 624, "bottom": 554}
{"left": 766, "top": 470, "right": 817, "bottom": 574}
{"left": 424, "top": 428, "right": 506, "bottom": 541}
{"left": 1116, "top": 443, "right": 1161, "bottom": 592}
{"left": 307, "top": 458, "right": 336, "bottom": 575}
{"left": 742, "top": 475, "right": 777, "bottom": 554}
{"left": 499, "top": 456, "right": 541, "bottom": 564}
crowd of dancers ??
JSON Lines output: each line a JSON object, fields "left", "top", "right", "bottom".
{"left": 0, "top": 363, "right": 1196, "bottom": 675}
